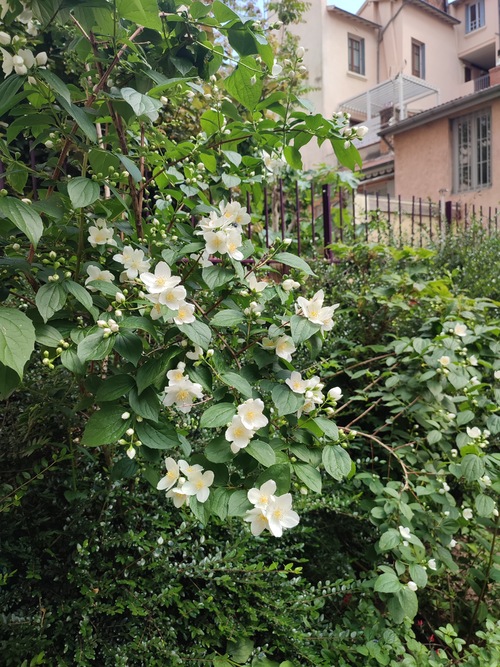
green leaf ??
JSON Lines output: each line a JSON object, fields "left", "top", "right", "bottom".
{"left": 60, "top": 347, "right": 87, "bottom": 374}
{"left": 202, "top": 265, "right": 234, "bottom": 290}
{"left": 65, "top": 280, "right": 95, "bottom": 315}
{"left": 283, "top": 146, "right": 302, "bottom": 170}
{"left": 67, "top": 177, "right": 100, "bottom": 209}
{"left": 272, "top": 384, "right": 303, "bottom": 416}
{"left": 56, "top": 95, "right": 97, "bottom": 143}
{"left": 121, "top": 87, "right": 163, "bottom": 122}
{"left": 115, "top": 0, "right": 162, "bottom": 31}
{"left": 200, "top": 403, "right": 236, "bottom": 428}
{"left": 81, "top": 404, "right": 131, "bottom": 446}
{"left": 34, "top": 323, "right": 62, "bottom": 348}
{"left": 313, "top": 416, "right": 339, "bottom": 442}
{"left": 205, "top": 436, "right": 233, "bottom": 463}
{"left": 120, "top": 315, "right": 158, "bottom": 339}
{"left": 0, "top": 74, "right": 24, "bottom": 115}
{"left": 293, "top": 463, "right": 322, "bottom": 493}
{"left": 111, "top": 456, "right": 139, "bottom": 481}
{"left": 427, "top": 429, "right": 442, "bottom": 445}
{"left": 409, "top": 564, "right": 428, "bottom": 588}
{"left": 117, "top": 154, "right": 143, "bottom": 183}
{"left": 136, "top": 348, "right": 180, "bottom": 394}
{"left": 135, "top": 420, "right": 180, "bottom": 450}
{"left": 290, "top": 314, "right": 320, "bottom": 344}
{"left": 96, "top": 375, "right": 135, "bottom": 402}
{"left": 38, "top": 68, "right": 71, "bottom": 102}
{"left": 113, "top": 331, "right": 143, "bottom": 365}
{"left": 77, "top": 331, "right": 114, "bottom": 362}
{"left": 0, "top": 197, "right": 43, "bottom": 247}
{"left": 379, "top": 529, "right": 401, "bottom": 551}
{"left": 486, "top": 414, "right": 500, "bottom": 435}
{"left": 209, "top": 487, "right": 230, "bottom": 521}
{"left": 461, "top": 454, "right": 485, "bottom": 482}
{"left": 322, "top": 445, "right": 352, "bottom": 481}
{"left": 395, "top": 588, "right": 418, "bottom": 622}
{"left": 212, "top": 0, "right": 240, "bottom": 22}
{"left": 475, "top": 494, "right": 495, "bottom": 517}
{"left": 227, "top": 489, "right": 252, "bottom": 517}
{"left": 274, "top": 252, "right": 315, "bottom": 276}
{"left": 221, "top": 371, "right": 253, "bottom": 398}
{"left": 211, "top": 309, "right": 245, "bottom": 327}
{"left": 180, "top": 320, "right": 212, "bottom": 350}
{"left": 224, "top": 56, "right": 262, "bottom": 111}
{"left": 256, "top": 463, "right": 290, "bottom": 495}
{"left": 374, "top": 571, "right": 402, "bottom": 593}
{"left": 228, "top": 637, "right": 254, "bottom": 664}
{"left": 129, "top": 386, "right": 160, "bottom": 422}
{"left": 0, "top": 308, "right": 35, "bottom": 380}
{"left": 35, "top": 282, "right": 67, "bottom": 322}
{"left": 246, "top": 440, "right": 276, "bottom": 467}
{"left": 222, "top": 173, "right": 241, "bottom": 188}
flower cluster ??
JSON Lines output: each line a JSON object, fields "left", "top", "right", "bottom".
{"left": 339, "top": 123, "right": 369, "bottom": 149}
{"left": 285, "top": 371, "right": 327, "bottom": 416}
{"left": 261, "top": 333, "right": 296, "bottom": 362}
{"left": 466, "top": 425, "right": 490, "bottom": 448}
{"left": 88, "top": 219, "right": 117, "bottom": 248}
{"left": 157, "top": 457, "right": 214, "bottom": 505}
{"left": 225, "top": 398, "right": 268, "bottom": 453}
{"left": 139, "top": 261, "right": 195, "bottom": 323}
{"left": 85, "top": 265, "right": 115, "bottom": 291}
{"left": 244, "top": 480, "right": 300, "bottom": 537}
{"left": 113, "top": 245, "right": 150, "bottom": 279}
{"left": 295, "top": 289, "right": 339, "bottom": 333}
{"left": 195, "top": 200, "right": 250, "bottom": 264}
{"left": 0, "top": 46, "right": 46, "bottom": 76}
{"left": 162, "top": 362, "right": 203, "bottom": 414}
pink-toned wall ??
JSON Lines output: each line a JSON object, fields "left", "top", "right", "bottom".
{"left": 393, "top": 99, "right": 500, "bottom": 210}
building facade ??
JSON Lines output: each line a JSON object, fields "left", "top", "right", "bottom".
{"left": 291, "top": 0, "right": 500, "bottom": 209}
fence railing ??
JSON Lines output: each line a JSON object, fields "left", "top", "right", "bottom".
{"left": 247, "top": 181, "right": 500, "bottom": 261}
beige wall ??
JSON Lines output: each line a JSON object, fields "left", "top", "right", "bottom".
{"left": 392, "top": 99, "right": 500, "bottom": 210}
{"left": 450, "top": 0, "right": 499, "bottom": 62}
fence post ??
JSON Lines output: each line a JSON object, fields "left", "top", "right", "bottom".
{"left": 310, "top": 182, "right": 316, "bottom": 256}
{"left": 279, "top": 179, "right": 286, "bottom": 240}
{"left": 246, "top": 191, "right": 252, "bottom": 239}
{"left": 295, "top": 181, "right": 301, "bottom": 256}
{"left": 398, "top": 194, "right": 402, "bottom": 246}
{"left": 264, "top": 187, "right": 270, "bottom": 247}
{"left": 338, "top": 187, "right": 344, "bottom": 242}
{"left": 322, "top": 184, "right": 333, "bottom": 262}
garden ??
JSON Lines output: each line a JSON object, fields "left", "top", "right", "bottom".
{"left": 0, "top": 1, "right": 499, "bottom": 666}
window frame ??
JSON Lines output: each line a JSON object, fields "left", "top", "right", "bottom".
{"left": 465, "top": 0, "right": 485, "bottom": 33}
{"left": 453, "top": 108, "right": 491, "bottom": 193}
{"left": 348, "top": 34, "right": 365, "bottom": 76}
{"left": 411, "top": 39, "right": 425, "bottom": 79}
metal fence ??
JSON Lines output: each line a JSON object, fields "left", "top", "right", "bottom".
{"left": 250, "top": 180, "right": 500, "bottom": 261}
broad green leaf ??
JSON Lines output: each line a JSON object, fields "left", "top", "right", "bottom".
{"left": 113, "top": 331, "right": 143, "bottom": 366}
{"left": 456, "top": 410, "right": 475, "bottom": 426}
{"left": 67, "top": 177, "right": 100, "bottom": 209}
{"left": 290, "top": 314, "right": 320, "bottom": 344}
{"left": 135, "top": 420, "right": 180, "bottom": 449}
{"left": 35, "top": 282, "right": 67, "bottom": 322}
{"left": 115, "top": 0, "right": 162, "bottom": 31}
{"left": 409, "top": 564, "right": 428, "bottom": 588}
{"left": 227, "top": 489, "right": 252, "bottom": 517}
{"left": 57, "top": 95, "right": 97, "bottom": 143}
{"left": 272, "top": 384, "right": 303, "bottom": 416}
{"left": 129, "top": 386, "right": 160, "bottom": 422}
{"left": 293, "top": 462, "right": 322, "bottom": 493}
{"left": 256, "top": 463, "right": 290, "bottom": 495}
{"left": 211, "top": 309, "right": 245, "bottom": 327}
{"left": 486, "top": 414, "right": 500, "bottom": 434}
{"left": 395, "top": 588, "right": 418, "bottom": 622}
{"left": 224, "top": 56, "right": 262, "bottom": 111}
{"left": 475, "top": 494, "right": 495, "bottom": 517}
{"left": 60, "top": 347, "right": 87, "bottom": 374}
{"left": 121, "top": 87, "right": 163, "bottom": 122}
{"left": 117, "top": 154, "right": 143, "bottom": 183}
{"left": 0, "top": 74, "right": 24, "bottom": 115}
{"left": 180, "top": 320, "right": 212, "bottom": 350}
{"left": 208, "top": 487, "right": 230, "bottom": 521}
{"left": 0, "top": 362, "right": 20, "bottom": 399}
{"left": 111, "top": 456, "right": 139, "bottom": 481}
{"left": 205, "top": 436, "right": 233, "bottom": 463}
{"left": 379, "top": 529, "right": 401, "bottom": 551}
{"left": 77, "top": 331, "right": 114, "bottom": 362}
{"left": 200, "top": 403, "right": 236, "bottom": 428}
{"left": 246, "top": 440, "right": 276, "bottom": 467}
{"left": 0, "top": 197, "right": 43, "bottom": 247}
{"left": 136, "top": 348, "right": 180, "bottom": 394}
{"left": 427, "top": 429, "right": 442, "bottom": 445}
{"left": 96, "top": 375, "right": 135, "bottom": 402}
{"left": 461, "top": 454, "right": 485, "bottom": 482}
{"left": 322, "top": 445, "right": 352, "bottom": 481}
{"left": 34, "top": 323, "right": 62, "bottom": 348}
{"left": 313, "top": 416, "right": 339, "bottom": 442}
{"left": 222, "top": 173, "right": 241, "bottom": 188}
{"left": 0, "top": 307, "right": 35, "bottom": 379}
{"left": 221, "top": 371, "right": 253, "bottom": 398}
{"left": 202, "top": 265, "right": 234, "bottom": 290}
{"left": 228, "top": 637, "right": 254, "bottom": 664}
{"left": 283, "top": 146, "right": 302, "bottom": 170}
{"left": 374, "top": 571, "right": 402, "bottom": 593}
{"left": 38, "top": 68, "right": 71, "bottom": 103}
{"left": 65, "top": 280, "right": 95, "bottom": 315}
{"left": 81, "top": 404, "right": 131, "bottom": 446}
{"left": 212, "top": 0, "right": 240, "bottom": 22}
{"left": 274, "top": 252, "right": 315, "bottom": 276}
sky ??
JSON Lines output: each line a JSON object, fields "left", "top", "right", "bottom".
{"left": 331, "top": 0, "right": 365, "bottom": 13}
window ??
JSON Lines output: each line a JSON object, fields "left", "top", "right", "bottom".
{"left": 411, "top": 39, "right": 425, "bottom": 79}
{"left": 466, "top": 0, "right": 485, "bottom": 33}
{"left": 453, "top": 110, "right": 491, "bottom": 192}
{"left": 348, "top": 35, "right": 365, "bottom": 75}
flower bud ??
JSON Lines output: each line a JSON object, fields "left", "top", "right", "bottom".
{"left": 121, "top": 412, "right": 130, "bottom": 420}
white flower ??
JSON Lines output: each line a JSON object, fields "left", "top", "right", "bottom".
{"left": 166, "top": 480, "right": 190, "bottom": 508}
{"left": 173, "top": 301, "right": 196, "bottom": 325}
{"left": 113, "top": 246, "right": 150, "bottom": 279}
{"left": 407, "top": 581, "right": 418, "bottom": 592}
{"left": 438, "top": 355, "right": 450, "bottom": 366}
{"left": 246, "top": 273, "right": 268, "bottom": 293}
{"left": 265, "top": 493, "right": 300, "bottom": 537}
{"left": 296, "top": 46, "right": 305, "bottom": 59}
{"left": 156, "top": 457, "right": 179, "bottom": 492}
{"left": 85, "top": 265, "right": 114, "bottom": 291}
{"left": 286, "top": 371, "right": 309, "bottom": 394}
{"left": 0, "top": 32, "right": 11, "bottom": 46}
{"left": 271, "top": 63, "right": 283, "bottom": 77}
{"left": 1, "top": 47, "right": 35, "bottom": 76}
{"left": 480, "top": 474, "right": 492, "bottom": 487}
{"left": 182, "top": 469, "right": 214, "bottom": 503}
{"left": 225, "top": 415, "right": 255, "bottom": 453}
{"left": 454, "top": 323, "right": 468, "bottom": 337}
{"left": 466, "top": 426, "right": 481, "bottom": 439}
{"left": 225, "top": 228, "right": 244, "bottom": 261}
{"left": 88, "top": 219, "right": 117, "bottom": 248}
{"left": 399, "top": 525, "right": 411, "bottom": 540}
{"left": 178, "top": 459, "right": 203, "bottom": 479}
{"left": 204, "top": 230, "right": 228, "bottom": 255}
{"left": 126, "top": 446, "right": 136, "bottom": 459}
{"left": 35, "top": 51, "right": 47, "bottom": 66}
{"left": 428, "top": 558, "right": 438, "bottom": 571}
{"left": 167, "top": 362, "right": 186, "bottom": 385}
{"left": 162, "top": 376, "right": 203, "bottom": 413}
{"left": 462, "top": 508, "right": 473, "bottom": 520}
{"left": 274, "top": 335, "right": 296, "bottom": 362}
{"left": 295, "top": 289, "right": 339, "bottom": 333}
{"left": 140, "top": 261, "right": 180, "bottom": 294}
{"left": 328, "top": 387, "right": 342, "bottom": 401}
{"left": 449, "top": 539, "right": 457, "bottom": 548}
{"left": 220, "top": 200, "right": 250, "bottom": 226}
{"left": 282, "top": 278, "right": 300, "bottom": 292}
{"left": 247, "top": 480, "right": 277, "bottom": 509}
{"left": 494, "top": 370, "right": 500, "bottom": 380}
{"left": 355, "top": 125, "right": 369, "bottom": 139}
{"left": 237, "top": 398, "right": 268, "bottom": 431}
{"left": 262, "top": 150, "right": 285, "bottom": 175}
{"left": 186, "top": 345, "right": 203, "bottom": 361}
{"left": 468, "top": 355, "right": 478, "bottom": 366}
{"left": 244, "top": 507, "right": 270, "bottom": 536}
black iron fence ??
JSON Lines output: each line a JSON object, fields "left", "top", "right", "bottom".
{"left": 250, "top": 180, "right": 500, "bottom": 261}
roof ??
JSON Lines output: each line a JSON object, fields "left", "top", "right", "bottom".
{"left": 339, "top": 74, "right": 439, "bottom": 118}
{"left": 403, "top": 0, "right": 460, "bottom": 25}
{"left": 379, "top": 83, "right": 500, "bottom": 136}
{"left": 326, "top": 4, "right": 381, "bottom": 29}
